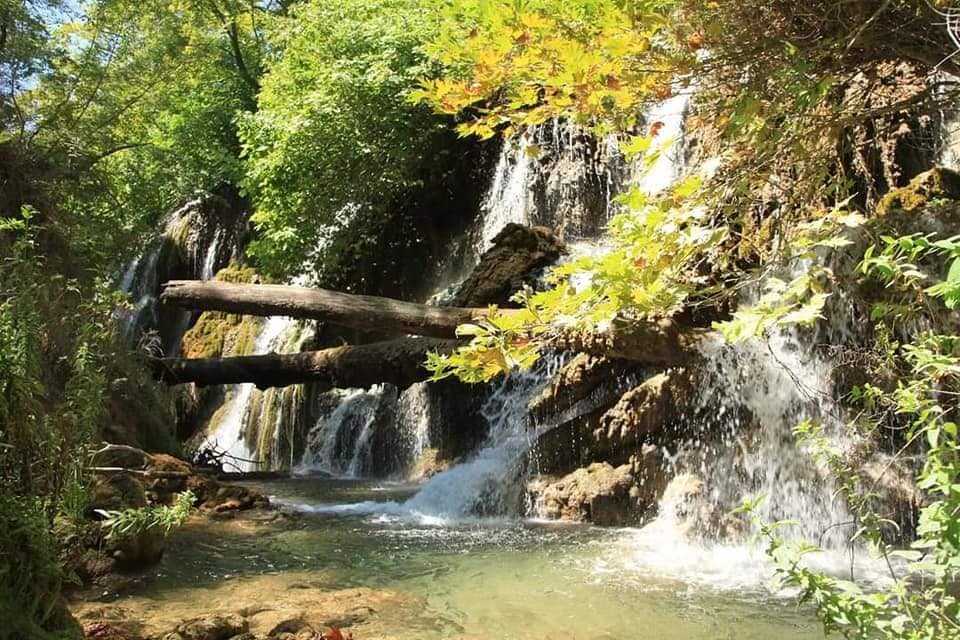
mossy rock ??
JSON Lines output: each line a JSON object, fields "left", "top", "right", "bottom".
{"left": 214, "top": 262, "right": 261, "bottom": 284}
{"left": 877, "top": 168, "right": 960, "bottom": 215}
{"left": 180, "top": 311, "right": 238, "bottom": 359}
{"left": 180, "top": 263, "right": 265, "bottom": 358}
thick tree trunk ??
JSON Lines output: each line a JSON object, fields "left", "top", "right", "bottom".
{"left": 149, "top": 338, "right": 458, "bottom": 389}
{"left": 160, "top": 280, "right": 511, "bottom": 339}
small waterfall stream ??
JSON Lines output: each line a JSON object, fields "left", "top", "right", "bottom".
{"left": 198, "top": 316, "right": 300, "bottom": 471}
{"left": 118, "top": 198, "right": 240, "bottom": 354}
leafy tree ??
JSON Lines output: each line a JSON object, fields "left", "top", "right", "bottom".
{"left": 238, "top": 0, "right": 460, "bottom": 281}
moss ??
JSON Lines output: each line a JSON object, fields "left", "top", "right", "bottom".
{"left": 877, "top": 167, "right": 960, "bottom": 216}
{"left": 180, "top": 311, "right": 237, "bottom": 359}
{"left": 227, "top": 315, "right": 264, "bottom": 356}
{"left": 168, "top": 211, "right": 198, "bottom": 259}
{"left": 214, "top": 262, "right": 262, "bottom": 284}
{"left": 179, "top": 263, "right": 267, "bottom": 358}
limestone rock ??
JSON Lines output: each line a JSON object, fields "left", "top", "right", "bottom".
{"left": 533, "top": 461, "right": 659, "bottom": 526}
{"left": 110, "top": 528, "right": 166, "bottom": 570}
{"left": 658, "top": 473, "right": 745, "bottom": 540}
{"left": 594, "top": 369, "right": 697, "bottom": 464}
{"left": 528, "top": 355, "right": 644, "bottom": 475}
{"left": 453, "top": 223, "right": 565, "bottom": 307}
{"left": 528, "top": 354, "right": 641, "bottom": 425}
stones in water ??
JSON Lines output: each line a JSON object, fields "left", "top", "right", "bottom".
{"left": 530, "top": 458, "right": 664, "bottom": 526}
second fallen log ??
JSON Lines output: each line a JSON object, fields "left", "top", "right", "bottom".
{"left": 148, "top": 338, "right": 459, "bottom": 389}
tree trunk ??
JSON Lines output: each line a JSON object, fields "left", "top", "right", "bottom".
{"left": 160, "top": 280, "right": 511, "bottom": 339}
{"left": 148, "top": 337, "right": 458, "bottom": 389}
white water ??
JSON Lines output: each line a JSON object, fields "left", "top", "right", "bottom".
{"left": 199, "top": 316, "right": 298, "bottom": 471}
{"left": 396, "top": 383, "right": 433, "bottom": 465}
{"left": 631, "top": 91, "right": 690, "bottom": 195}
{"left": 118, "top": 199, "right": 232, "bottom": 351}
{"left": 475, "top": 136, "right": 533, "bottom": 255}
{"left": 297, "top": 386, "right": 394, "bottom": 477}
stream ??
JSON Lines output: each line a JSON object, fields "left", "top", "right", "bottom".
{"left": 75, "top": 477, "right": 827, "bottom": 640}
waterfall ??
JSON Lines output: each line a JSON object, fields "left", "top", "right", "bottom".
{"left": 664, "top": 327, "right": 856, "bottom": 546}
{"left": 401, "top": 355, "right": 565, "bottom": 518}
{"left": 117, "top": 198, "right": 240, "bottom": 353}
{"left": 396, "top": 383, "right": 433, "bottom": 467}
{"left": 468, "top": 118, "right": 630, "bottom": 262}
{"left": 198, "top": 316, "right": 304, "bottom": 471}
{"left": 296, "top": 385, "right": 397, "bottom": 477}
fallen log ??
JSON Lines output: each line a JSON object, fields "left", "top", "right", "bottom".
{"left": 160, "top": 280, "right": 708, "bottom": 362}
{"left": 160, "top": 280, "right": 513, "bottom": 339}
{"left": 148, "top": 337, "right": 458, "bottom": 389}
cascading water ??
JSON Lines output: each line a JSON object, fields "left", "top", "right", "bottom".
{"left": 401, "top": 355, "right": 566, "bottom": 519}
{"left": 198, "top": 316, "right": 308, "bottom": 471}
{"left": 297, "top": 386, "right": 396, "bottom": 477}
{"left": 118, "top": 198, "right": 240, "bottom": 354}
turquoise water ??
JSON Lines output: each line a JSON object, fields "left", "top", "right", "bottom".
{"left": 78, "top": 478, "right": 827, "bottom": 640}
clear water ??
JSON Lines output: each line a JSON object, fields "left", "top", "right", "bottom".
{"left": 79, "top": 478, "right": 826, "bottom": 640}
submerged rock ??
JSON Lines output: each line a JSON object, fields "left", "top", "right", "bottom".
{"left": 72, "top": 571, "right": 410, "bottom": 640}
{"left": 164, "top": 614, "right": 247, "bottom": 640}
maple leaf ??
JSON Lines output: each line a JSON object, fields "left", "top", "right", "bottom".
{"left": 648, "top": 121, "right": 665, "bottom": 137}
{"left": 322, "top": 627, "right": 347, "bottom": 640}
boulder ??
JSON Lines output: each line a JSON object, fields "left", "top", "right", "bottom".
{"left": 657, "top": 473, "right": 745, "bottom": 540}
{"left": 593, "top": 369, "right": 697, "bottom": 465}
{"left": 453, "top": 223, "right": 566, "bottom": 307}
{"left": 166, "top": 614, "right": 247, "bottom": 640}
{"left": 528, "top": 355, "right": 645, "bottom": 475}
{"left": 89, "top": 473, "right": 148, "bottom": 513}
{"left": 186, "top": 475, "right": 269, "bottom": 512}
{"left": 528, "top": 354, "right": 641, "bottom": 425}
{"left": 532, "top": 459, "right": 662, "bottom": 526}
{"left": 109, "top": 528, "right": 166, "bottom": 571}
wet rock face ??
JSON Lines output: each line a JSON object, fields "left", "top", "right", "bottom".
{"left": 532, "top": 457, "right": 664, "bottom": 526}
{"left": 452, "top": 223, "right": 566, "bottom": 307}
{"left": 525, "top": 124, "right": 625, "bottom": 239}
{"left": 530, "top": 367, "right": 694, "bottom": 476}
{"left": 859, "top": 459, "right": 926, "bottom": 545}
{"left": 593, "top": 369, "right": 698, "bottom": 466}
{"left": 528, "top": 354, "right": 642, "bottom": 426}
